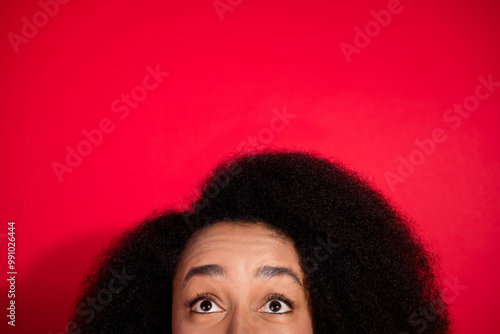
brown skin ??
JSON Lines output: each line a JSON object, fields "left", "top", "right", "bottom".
{"left": 172, "top": 222, "right": 314, "bottom": 334}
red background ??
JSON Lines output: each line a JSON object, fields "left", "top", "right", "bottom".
{"left": 1, "top": 0, "right": 499, "bottom": 333}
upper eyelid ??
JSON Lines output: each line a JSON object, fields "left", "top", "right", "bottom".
{"left": 189, "top": 293, "right": 235, "bottom": 315}
{"left": 262, "top": 294, "right": 295, "bottom": 308}
{"left": 187, "top": 293, "right": 219, "bottom": 307}
{"left": 258, "top": 299, "right": 293, "bottom": 315}
{"left": 190, "top": 298, "right": 225, "bottom": 314}
{"left": 188, "top": 293, "right": 295, "bottom": 312}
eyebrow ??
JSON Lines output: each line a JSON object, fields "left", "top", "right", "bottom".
{"left": 182, "top": 264, "right": 302, "bottom": 290}
{"left": 255, "top": 265, "right": 303, "bottom": 287}
{"left": 182, "top": 264, "right": 226, "bottom": 289}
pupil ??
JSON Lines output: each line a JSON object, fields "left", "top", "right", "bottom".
{"left": 269, "top": 301, "right": 281, "bottom": 312}
{"left": 200, "top": 300, "right": 212, "bottom": 312}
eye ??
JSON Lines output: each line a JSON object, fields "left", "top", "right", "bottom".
{"left": 188, "top": 293, "right": 224, "bottom": 314}
{"left": 192, "top": 299, "right": 223, "bottom": 313}
{"left": 258, "top": 294, "right": 294, "bottom": 314}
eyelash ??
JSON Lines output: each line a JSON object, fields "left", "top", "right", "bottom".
{"left": 187, "top": 293, "right": 217, "bottom": 308}
{"left": 186, "top": 292, "right": 295, "bottom": 313}
{"left": 263, "top": 293, "right": 295, "bottom": 310}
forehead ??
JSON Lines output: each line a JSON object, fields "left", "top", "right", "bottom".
{"left": 176, "top": 222, "right": 302, "bottom": 273}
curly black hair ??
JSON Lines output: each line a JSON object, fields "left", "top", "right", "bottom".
{"left": 68, "top": 149, "right": 452, "bottom": 333}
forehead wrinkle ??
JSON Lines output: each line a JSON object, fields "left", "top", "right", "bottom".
{"left": 177, "top": 223, "right": 304, "bottom": 289}
{"left": 191, "top": 222, "right": 289, "bottom": 243}
{"left": 183, "top": 232, "right": 288, "bottom": 260}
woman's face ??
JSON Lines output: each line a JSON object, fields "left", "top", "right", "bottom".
{"left": 172, "top": 222, "right": 314, "bottom": 334}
